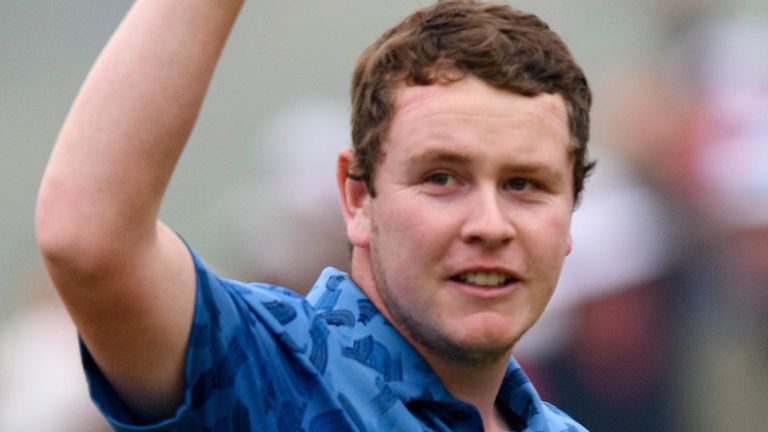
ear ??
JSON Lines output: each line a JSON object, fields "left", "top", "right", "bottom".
{"left": 565, "top": 231, "right": 573, "bottom": 256}
{"left": 337, "top": 147, "right": 371, "bottom": 248}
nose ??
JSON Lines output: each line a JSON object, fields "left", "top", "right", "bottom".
{"left": 460, "top": 186, "right": 516, "bottom": 248}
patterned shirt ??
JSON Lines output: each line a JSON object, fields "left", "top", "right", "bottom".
{"left": 82, "top": 248, "right": 587, "bottom": 431}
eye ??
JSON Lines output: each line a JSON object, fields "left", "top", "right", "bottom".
{"left": 503, "top": 178, "right": 535, "bottom": 191}
{"left": 425, "top": 172, "right": 454, "bottom": 186}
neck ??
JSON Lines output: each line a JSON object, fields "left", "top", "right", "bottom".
{"left": 423, "top": 349, "right": 512, "bottom": 431}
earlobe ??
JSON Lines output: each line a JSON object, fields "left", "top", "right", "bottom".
{"left": 565, "top": 232, "right": 573, "bottom": 256}
{"left": 337, "top": 148, "right": 371, "bottom": 248}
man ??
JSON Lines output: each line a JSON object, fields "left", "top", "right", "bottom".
{"left": 36, "top": 0, "right": 593, "bottom": 430}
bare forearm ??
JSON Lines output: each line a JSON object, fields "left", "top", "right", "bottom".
{"left": 38, "top": 0, "right": 244, "bottom": 257}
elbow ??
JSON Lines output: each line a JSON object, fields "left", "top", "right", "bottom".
{"left": 36, "top": 180, "right": 118, "bottom": 277}
{"left": 35, "top": 166, "right": 158, "bottom": 281}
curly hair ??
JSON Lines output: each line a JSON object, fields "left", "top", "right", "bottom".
{"left": 349, "top": 0, "right": 594, "bottom": 203}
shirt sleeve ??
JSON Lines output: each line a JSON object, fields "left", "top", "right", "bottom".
{"left": 79, "top": 244, "right": 312, "bottom": 431}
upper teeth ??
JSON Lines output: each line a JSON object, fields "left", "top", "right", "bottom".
{"left": 459, "top": 272, "right": 512, "bottom": 287}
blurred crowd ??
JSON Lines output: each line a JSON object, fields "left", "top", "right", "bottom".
{"left": 523, "top": 5, "right": 768, "bottom": 431}
{"left": 2, "top": 2, "right": 766, "bottom": 431}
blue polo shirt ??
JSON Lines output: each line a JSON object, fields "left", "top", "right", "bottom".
{"left": 81, "top": 248, "right": 587, "bottom": 431}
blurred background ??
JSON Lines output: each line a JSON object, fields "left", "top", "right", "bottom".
{"left": 1, "top": 0, "right": 767, "bottom": 430}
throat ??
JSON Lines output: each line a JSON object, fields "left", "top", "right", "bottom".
{"left": 423, "top": 350, "right": 512, "bottom": 429}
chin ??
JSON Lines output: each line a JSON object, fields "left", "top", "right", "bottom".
{"left": 443, "top": 336, "right": 517, "bottom": 366}
{"left": 459, "top": 311, "right": 529, "bottom": 342}
{"left": 439, "top": 319, "right": 525, "bottom": 364}
{"left": 459, "top": 331, "right": 520, "bottom": 355}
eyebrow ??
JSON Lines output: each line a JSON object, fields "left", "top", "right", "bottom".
{"left": 506, "top": 163, "right": 565, "bottom": 182}
{"left": 403, "top": 150, "right": 471, "bottom": 170}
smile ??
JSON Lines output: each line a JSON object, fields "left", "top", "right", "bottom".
{"left": 452, "top": 271, "right": 518, "bottom": 288}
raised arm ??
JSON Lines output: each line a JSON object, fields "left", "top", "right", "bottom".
{"left": 35, "top": 0, "right": 244, "bottom": 420}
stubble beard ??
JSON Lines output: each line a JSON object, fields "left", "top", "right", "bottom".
{"left": 369, "top": 236, "right": 515, "bottom": 368}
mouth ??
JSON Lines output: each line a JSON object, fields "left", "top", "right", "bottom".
{"left": 450, "top": 271, "right": 520, "bottom": 288}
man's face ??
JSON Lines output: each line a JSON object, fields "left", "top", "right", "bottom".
{"left": 346, "top": 76, "right": 574, "bottom": 364}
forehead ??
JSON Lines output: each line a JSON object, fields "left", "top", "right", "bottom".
{"left": 384, "top": 76, "right": 571, "bottom": 165}
{"left": 393, "top": 76, "right": 567, "bottom": 127}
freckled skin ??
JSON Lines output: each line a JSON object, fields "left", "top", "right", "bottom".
{"left": 348, "top": 76, "right": 574, "bottom": 365}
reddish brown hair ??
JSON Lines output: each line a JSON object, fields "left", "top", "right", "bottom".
{"left": 349, "top": 0, "right": 594, "bottom": 203}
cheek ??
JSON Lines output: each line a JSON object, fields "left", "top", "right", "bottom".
{"left": 545, "top": 208, "right": 572, "bottom": 248}
{"left": 378, "top": 197, "right": 449, "bottom": 242}
{"left": 527, "top": 210, "right": 573, "bottom": 262}
{"left": 372, "top": 206, "right": 422, "bottom": 266}
{"left": 374, "top": 201, "right": 457, "bottom": 276}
